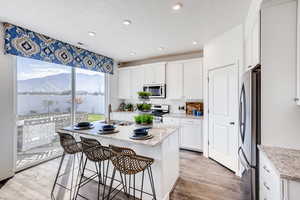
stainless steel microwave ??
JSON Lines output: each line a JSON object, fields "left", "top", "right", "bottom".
{"left": 143, "top": 84, "right": 166, "bottom": 99}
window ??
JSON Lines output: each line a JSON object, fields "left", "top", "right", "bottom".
{"left": 75, "top": 68, "right": 105, "bottom": 123}
{"left": 16, "top": 57, "right": 106, "bottom": 170}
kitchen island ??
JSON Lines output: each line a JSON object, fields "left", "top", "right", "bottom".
{"left": 60, "top": 122, "right": 180, "bottom": 200}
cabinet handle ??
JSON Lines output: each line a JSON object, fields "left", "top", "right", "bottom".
{"left": 248, "top": 65, "right": 252, "bottom": 68}
{"left": 263, "top": 165, "right": 270, "bottom": 173}
{"left": 294, "top": 98, "right": 299, "bottom": 101}
{"left": 263, "top": 182, "right": 270, "bottom": 190}
{"left": 229, "top": 122, "right": 235, "bottom": 125}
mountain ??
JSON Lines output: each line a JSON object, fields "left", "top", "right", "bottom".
{"left": 18, "top": 73, "right": 105, "bottom": 94}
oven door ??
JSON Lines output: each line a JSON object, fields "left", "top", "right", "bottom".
{"left": 143, "top": 84, "right": 165, "bottom": 98}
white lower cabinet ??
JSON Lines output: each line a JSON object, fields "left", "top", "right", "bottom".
{"left": 259, "top": 151, "right": 300, "bottom": 200}
{"left": 163, "top": 117, "right": 202, "bottom": 152}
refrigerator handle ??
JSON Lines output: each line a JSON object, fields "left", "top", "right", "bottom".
{"left": 238, "top": 147, "right": 255, "bottom": 170}
{"left": 239, "top": 85, "right": 246, "bottom": 143}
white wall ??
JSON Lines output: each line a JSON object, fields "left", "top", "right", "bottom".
{"left": 261, "top": 0, "right": 300, "bottom": 149}
{"left": 0, "top": 23, "right": 16, "bottom": 180}
{"left": 108, "top": 62, "right": 121, "bottom": 112}
{"left": 203, "top": 24, "right": 244, "bottom": 163}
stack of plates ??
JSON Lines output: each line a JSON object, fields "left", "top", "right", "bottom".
{"left": 74, "top": 122, "right": 94, "bottom": 130}
{"left": 130, "top": 127, "right": 154, "bottom": 140}
{"left": 98, "top": 124, "right": 118, "bottom": 135}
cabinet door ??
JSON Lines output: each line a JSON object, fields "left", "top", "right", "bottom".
{"left": 153, "top": 63, "right": 166, "bottom": 84}
{"left": 143, "top": 63, "right": 165, "bottom": 84}
{"left": 143, "top": 65, "right": 154, "bottom": 84}
{"left": 251, "top": 14, "right": 260, "bottom": 66}
{"left": 180, "top": 122, "right": 202, "bottom": 151}
{"left": 183, "top": 60, "right": 203, "bottom": 99}
{"left": 118, "top": 69, "right": 131, "bottom": 99}
{"left": 166, "top": 62, "right": 183, "bottom": 99}
{"left": 130, "top": 67, "right": 144, "bottom": 99}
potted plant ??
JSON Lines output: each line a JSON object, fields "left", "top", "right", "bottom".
{"left": 137, "top": 103, "right": 151, "bottom": 112}
{"left": 134, "top": 114, "right": 153, "bottom": 126}
{"left": 137, "top": 91, "right": 151, "bottom": 100}
{"left": 125, "top": 103, "right": 134, "bottom": 112}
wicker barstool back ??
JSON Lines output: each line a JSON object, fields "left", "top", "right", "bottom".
{"left": 109, "top": 145, "right": 154, "bottom": 175}
{"left": 80, "top": 137, "right": 111, "bottom": 162}
{"left": 57, "top": 132, "right": 81, "bottom": 154}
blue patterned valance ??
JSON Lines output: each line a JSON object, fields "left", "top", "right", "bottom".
{"left": 3, "top": 23, "right": 113, "bottom": 74}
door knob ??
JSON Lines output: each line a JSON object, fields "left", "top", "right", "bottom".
{"left": 229, "top": 122, "right": 235, "bottom": 125}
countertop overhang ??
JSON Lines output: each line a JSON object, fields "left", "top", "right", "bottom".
{"left": 60, "top": 122, "right": 179, "bottom": 147}
{"left": 258, "top": 145, "right": 300, "bottom": 181}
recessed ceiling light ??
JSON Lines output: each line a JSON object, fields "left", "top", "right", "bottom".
{"left": 77, "top": 42, "right": 84, "bottom": 46}
{"left": 130, "top": 52, "right": 136, "bottom": 56}
{"left": 192, "top": 41, "right": 198, "bottom": 45}
{"left": 158, "top": 47, "right": 165, "bottom": 51}
{"left": 123, "top": 20, "right": 132, "bottom": 25}
{"left": 88, "top": 31, "right": 96, "bottom": 37}
{"left": 172, "top": 3, "right": 183, "bottom": 10}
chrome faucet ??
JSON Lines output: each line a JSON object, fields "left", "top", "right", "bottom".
{"left": 107, "top": 104, "right": 112, "bottom": 124}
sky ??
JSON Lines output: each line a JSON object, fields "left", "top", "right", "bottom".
{"left": 17, "top": 57, "right": 104, "bottom": 80}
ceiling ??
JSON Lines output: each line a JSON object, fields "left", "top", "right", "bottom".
{"left": 0, "top": 0, "right": 251, "bottom": 62}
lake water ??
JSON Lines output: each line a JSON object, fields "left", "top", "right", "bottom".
{"left": 18, "top": 94, "right": 105, "bottom": 115}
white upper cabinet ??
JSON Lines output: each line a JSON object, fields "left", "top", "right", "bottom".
{"left": 166, "top": 62, "right": 183, "bottom": 99}
{"left": 183, "top": 59, "right": 203, "bottom": 99}
{"left": 117, "top": 59, "right": 203, "bottom": 100}
{"left": 144, "top": 63, "right": 166, "bottom": 84}
{"left": 118, "top": 68, "right": 131, "bottom": 99}
{"left": 130, "top": 67, "right": 144, "bottom": 99}
{"left": 244, "top": 0, "right": 261, "bottom": 71}
{"left": 297, "top": 1, "right": 300, "bottom": 105}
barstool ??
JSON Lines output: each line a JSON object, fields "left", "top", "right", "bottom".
{"left": 51, "top": 132, "right": 83, "bottom": 200}
{"left": 107, "top": 145, "right": 157, "bottom": 200}
{"left": 75, "top": 137, "right": 111, "bottom": 200}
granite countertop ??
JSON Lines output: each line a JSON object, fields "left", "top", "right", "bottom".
{"left": 259, "top": 145, "right": 300, "bottom": 181}
{"left": 60, "top": 122, "right": 179, "bottom": 147}
{"left": 164, "top": 113, "right": 203, "bottom": 120}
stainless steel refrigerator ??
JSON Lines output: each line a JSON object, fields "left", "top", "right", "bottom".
{"left": 238, "top": 64, "right": 261, "bottom": 200}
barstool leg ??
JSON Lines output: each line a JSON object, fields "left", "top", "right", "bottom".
{"left": 51, "top": 152, "right": 66, "bottom": 200}
{"left": 69, "top": 154, "right": 76, "bottom": 200}
{"left": 73, "top": 152, "right": 83, "bottom": 198}
{"left": 128, "top": 175, "right": 131, "bottom": 198}
{"left": 140, "top": 170, "right": 145, "bottom": 200}
{"left": 147, "top": 167, "right": 157, "bottom": 200}
{"left": 107, "top": 167, "right": 116, "bottom": 200}
{"left": 75, "top": 157, "right": 88, "bottom": 199}
{"left": 133, "top": 174, "right": 136, "bottom": 199}
{"left": 97, "top": 162, "right": 101, "bottom": 200}
{"left": 119, "top": 172, "right": 127, "bottom": 195}
{"left": 102, "top": 160, "right": 110, "bottom": 200}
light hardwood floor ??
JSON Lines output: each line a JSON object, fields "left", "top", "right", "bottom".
{"left": 0, "top": 150, "right": 246, "bottom": 200}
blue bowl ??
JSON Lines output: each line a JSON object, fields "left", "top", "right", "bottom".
{"left": 101, "top": 124, "right": 115, "bottom": 131}
{"left": 77, "top": 122, "right": 91, "bottom": 127}
{"left": 133, "top": 127, "right": 150, "bottom": 136}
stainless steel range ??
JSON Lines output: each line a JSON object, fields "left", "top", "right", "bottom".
{"left": 151, "top": 104, "right": 169, "bottom": 123}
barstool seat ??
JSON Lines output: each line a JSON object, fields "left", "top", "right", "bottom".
{"left": 51, "top": 132, "right": 83, "bottom": 200}
{"left": 107, "top": 145, "right": 157, "bottom": 200}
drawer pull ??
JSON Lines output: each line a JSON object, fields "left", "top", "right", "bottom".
{"left": 263, "top": 182, "right": 270, "bottom": 190}
{"left": 263, "top": 165, "right": 270, "bottom": 173}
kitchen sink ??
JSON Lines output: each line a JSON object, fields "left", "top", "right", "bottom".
{"left": 101, "top": 120, "right": 134, "bottom": 126}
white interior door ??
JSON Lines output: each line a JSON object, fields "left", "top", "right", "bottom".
{"left": 208, "top": 64, "right": 239, "bottom": 172}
